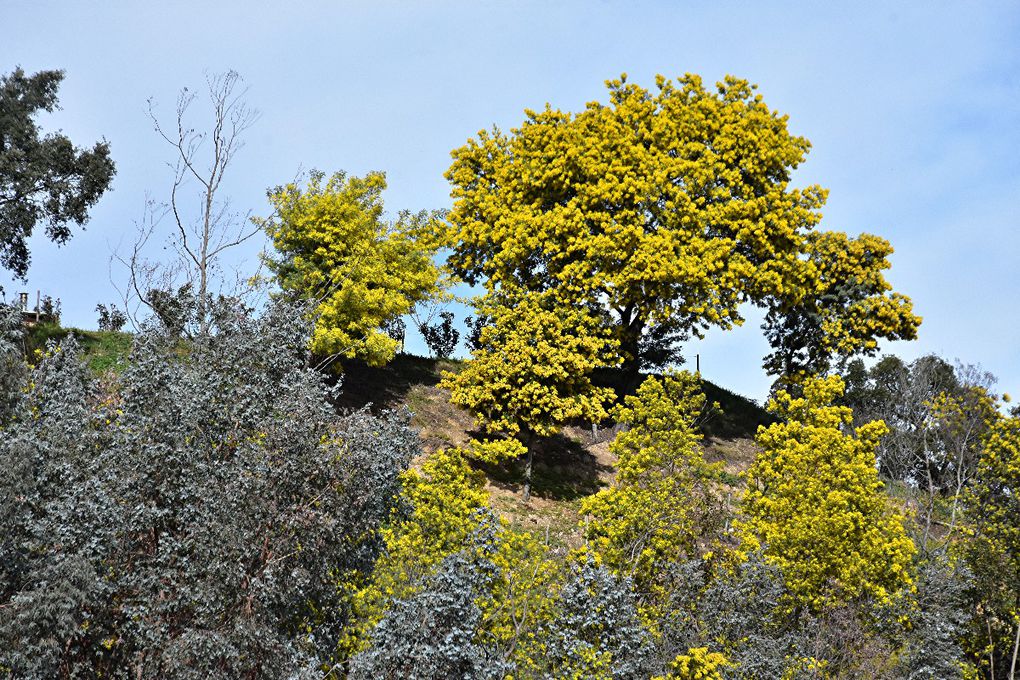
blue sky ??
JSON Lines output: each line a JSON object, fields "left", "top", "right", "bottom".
{"left": 3, "top": 0, "right": 1018, "bottom": 403}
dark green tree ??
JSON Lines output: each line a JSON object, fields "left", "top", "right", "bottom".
{"left": 0, "top": 67, "right": 115, "bottom": 279}
{"left": 418, "top": 310, "right": 460, "bottom": 359}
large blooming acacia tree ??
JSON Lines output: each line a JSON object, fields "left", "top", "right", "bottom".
{"left": 441, "top": 73, "right": 918, "bottom": 380}
{"left": 442, "top": 74, "right": 826, "bottom": 378}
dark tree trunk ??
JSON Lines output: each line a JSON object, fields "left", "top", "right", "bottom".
{"left": 522, "top": 430, "right": 535, "bottom": 503}
{"left": 618, "top": 316, "right": 645, "bottom": 395}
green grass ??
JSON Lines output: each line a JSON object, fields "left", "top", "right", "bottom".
{"left": 333, "top": 352, "right": 463, "bottom": 412}
{"left": 25, "top": 323, "right": 133, "bottom": 374}
{"left": 699, "top": 380, "right": 774, "bottom": 439}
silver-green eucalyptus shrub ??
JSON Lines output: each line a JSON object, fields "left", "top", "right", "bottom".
{"left": 893, "top": 553, "right": 971, "bottom": 679}
{"left": 701, "top": 555, "right": 810, "bottom": 679}
{"left": 539, "top": 557, "right": 655, "bottom": 680}
{"left": 656, "top": 554, "right": 812, "bottom": 679}
{"left": 349, "top": 511, "right": 510, "bottom": 680}
{"left": 0, "top": 298, "right": 417, "bottom": 678}
{"left": 0, "top": 304, "right": 26, "bottom": 423}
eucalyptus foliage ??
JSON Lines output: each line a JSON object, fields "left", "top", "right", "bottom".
{"left": 0, "top": 303, "right": 25, "bottom": 422}
{"left": 539, "top": 558, "right": 654, "bottom": 679}
{"left": 896, "top": 554, "right": 972, "bottom": 679}
{"left": 350, "top": 513, "right": 510, "bottom": 680}
{"left": 0, "top": 298, "right": 417, "bottom": 678}
{"left": 657, "top": 555, "right": 812, "bottom": 679}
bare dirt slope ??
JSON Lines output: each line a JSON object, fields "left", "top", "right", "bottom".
{"left": 334, "top": 353, "right": 770, "bottom": 550}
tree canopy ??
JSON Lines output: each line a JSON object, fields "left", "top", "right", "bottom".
{"left": 0, "top": 67, "right": 115, "bottom": 279}
{"left": 440, "top": 73, "right": 919, "bottom": 382}
{"left": 441, "top": 73, "right": 827, "bottom": 375}
{"left": 762, "top": 230, "right": 921, "bottom": 384}
{"left": 737, "top": 375, "right": 916, "bottom": 611}
{"left": 259, "top": 169, "right": 445, "bottom": 367}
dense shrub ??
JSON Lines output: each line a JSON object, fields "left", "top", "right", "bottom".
{"left": 896, "top": 554, "right": 972, "bottom": 679}
{"left": 96, "top": 302, "right": 128, "bottom": 332}
{"left": 1, "top": 297, "right": 1005, "bottom": 678}
{"left": 0, "top": 304, "right": 25, "bottom": 422}
{"left": 656, "top": 555, "right": 813, "bottom": 679}
{"left": 350, "top": 514, "right": 510, "bottom": 680}
{"left": 419, "top": 310, "right": 459, "bottom": 359}
{"left": 0, "top": 298, "right": 417, "bottom": 678}
{"left": 538, "top": 558, "right": 654, "bottom": 679}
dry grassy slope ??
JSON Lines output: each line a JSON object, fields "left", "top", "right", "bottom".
{"left": 335, "top": 353, "right": 772, "bottom": 551}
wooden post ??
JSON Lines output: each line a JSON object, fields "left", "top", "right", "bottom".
{"left": 522, "top": 446, "right": 534, "bottom": 503}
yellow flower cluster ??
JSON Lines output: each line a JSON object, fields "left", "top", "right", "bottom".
{"left": 442, "top": 289, "right": 615, "bottom": 447}
{"left": 653, "top": 647, "right": 731, "bottom": 680}
{"left": 737, "top": 375, "right": 916, "bottom": 611}
{"left": 258, "top": 170, "right": 445, "bottom": 367}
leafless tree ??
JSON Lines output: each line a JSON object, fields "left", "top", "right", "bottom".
{"left": 110, "top": 196, "right": 177, "bottom": 328}
{"left": 852, "top": 355, "right": 1000, "bottom": 551}
{"left": 112, "top": 70, "right": 261, "bottom": 333}
{"left": 936, "top": 362, "right": 997, "bottom": 533}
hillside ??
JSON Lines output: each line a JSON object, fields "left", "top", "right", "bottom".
{"left": 13, "top": 320, "right": 999, "bottom": 676}
{"left": 336, "top": 353, "right": 770, "bottom": 551}
{"left": 53, "top": 334, "right": 941, "bottom": 554}
{"left": 24, "top": 322, "right": 133, "bottom": 374}
{"left": 27, "top": 330, "right": 769, "bottom": 552}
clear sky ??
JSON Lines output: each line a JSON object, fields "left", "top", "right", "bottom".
{"left": 3, "top": 0, "right": 1018, "bottom": 403}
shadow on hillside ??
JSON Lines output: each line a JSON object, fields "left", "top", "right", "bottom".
{"left": 592, "top": 366, "right": 774, "bottom": 441}
{"left": 475, "top": 432, "right": 611, "bottom": 502}
{"left": 698, "top": 380, "right": 775, "bottom": 439}
{"left": 332, "top": 353, "right": 457, "bottom": 413}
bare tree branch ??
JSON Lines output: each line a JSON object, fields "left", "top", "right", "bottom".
{"left": 113, "top": 71, "right": 263, "bottom": 333}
